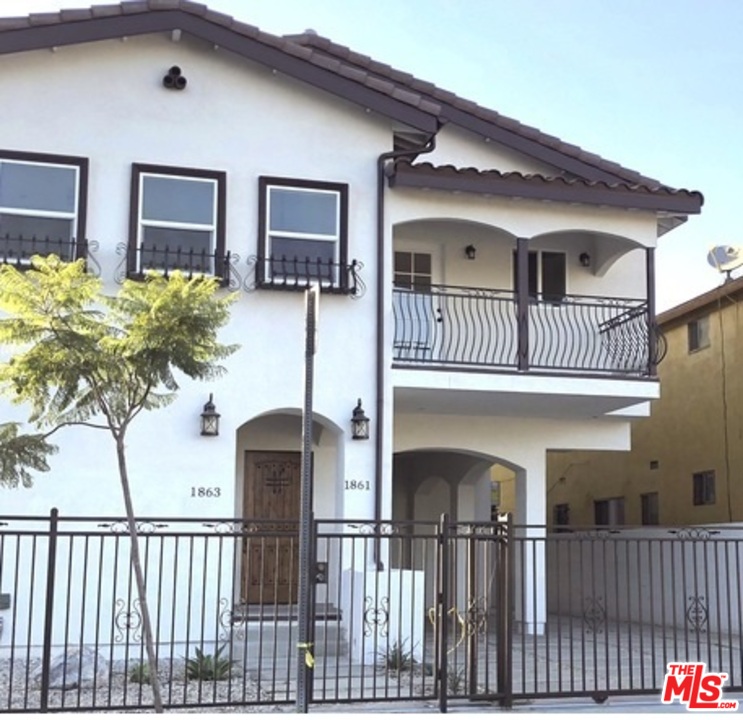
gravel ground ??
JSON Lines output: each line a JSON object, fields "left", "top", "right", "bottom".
{"left": 0, "top": 658, "right": 289, "bottom": 712}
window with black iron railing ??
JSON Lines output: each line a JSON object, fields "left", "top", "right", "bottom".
{"left": 127, "top": 243, "right": 231, "bottom": 286}
{"left": 0, "top": 234, "right": 87, "bottom": 266}
{"left": 256, "top": 255, "right": 360, "bottom": 295}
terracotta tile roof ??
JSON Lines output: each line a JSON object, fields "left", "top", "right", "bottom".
{"left": 389, "top": 161, "right": 703, "bottom": 215}
{"left": 0, "top": 0, "right": 703, "bottom": 202}
{"left": 285, "top": 31, "right": 671, "bottom": 188}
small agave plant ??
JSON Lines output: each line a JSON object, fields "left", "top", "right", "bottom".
{"left": 184, "top": 645, "right": 235, "bottom": 681}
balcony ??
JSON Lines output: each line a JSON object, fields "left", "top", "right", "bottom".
{"left": 393, "top": 284, "right": 663, "bottom": 378}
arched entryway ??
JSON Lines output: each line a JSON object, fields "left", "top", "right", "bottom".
{"left": 233, "top": 409, "right": 343, "bottom": 604}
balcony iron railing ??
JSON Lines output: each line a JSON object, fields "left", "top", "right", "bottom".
{"left": 0, "top": 234, "right": 87, "bottom": 265}
{"left": 393, "top": 284, "right": 662, "bottom": 376}
{"left": 121, "top": 243, "right": 232, "bottom": 287}
{"left": 255, "top": 255, "right": 361, "bottom": 295}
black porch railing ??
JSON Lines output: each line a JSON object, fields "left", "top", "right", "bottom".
{"left": 393, "top": 284, "right": 660, "bottom": 376}
{"left": 255, "top": 256, "right": 360, "bottom": 295}
{"left": 124, "top": 243, "right": 231, "bottom": 286}
{"left": 0, "top": 234, "right": 87, "bottom": 266}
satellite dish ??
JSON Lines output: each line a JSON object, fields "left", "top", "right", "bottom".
{"left": 707, "top": 245, "right": 743, "bottom": 281}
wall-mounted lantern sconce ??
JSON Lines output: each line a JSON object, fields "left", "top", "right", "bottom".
{"left": 351, "top": 399, "right": 370, "bottom": 440}
{"left": 465, "top": 244, "right": 477, "bottom": 261}
{"left": 200, "top": 393, "right": 220, "bottom": 436}
{"left": 579, "top": 252, "right": 591, "bottom": 268}
{"left": 163, "top": 65, "right": 187, "bottom": 90}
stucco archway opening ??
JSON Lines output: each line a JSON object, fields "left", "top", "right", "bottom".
{"left": 392, "top": 449, "right": 524, "bottom": 613}
{"left": 232, "top": 410, "right": 343, "bottom": 606}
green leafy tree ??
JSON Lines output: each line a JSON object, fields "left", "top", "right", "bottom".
{"left": 0, "top": 256, "right": 237, "bottom": 712}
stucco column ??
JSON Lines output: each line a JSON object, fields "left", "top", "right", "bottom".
{"left": 338, "top": 437, "right": 377, "bottom": 572}
{"left": 514, "top": 455, "right": 547, "bottom": 635}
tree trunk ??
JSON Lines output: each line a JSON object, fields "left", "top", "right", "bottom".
{"left": 115, "top": 435, "right": 164, "bottom": 713}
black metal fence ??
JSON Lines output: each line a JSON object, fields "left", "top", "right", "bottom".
{"left": 0, "top": 512, "right": 740, "bottom": 712}
{"left": 392, "top": 285, "right": 657, "bottom": 376}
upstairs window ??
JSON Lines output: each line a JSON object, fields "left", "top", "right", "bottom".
{"left": 688, "top": 316, "right": 710, "bottom": 352}
{"left": 513, "top": 250, "right": 566, "bottom": 302}
{"left": 129, "top": 164, "right": 226, "bottom": 281}
{"left": 258, "top": 177, "right": 348, "bottom": 291}
{"left": 692, "top": 470, "right": 715, "bottom": 506}
{"left": 394, "top": 251, "right": 432, "bottom": 291}
{"left": 0, "top": 151, "right": 87, "bottom": 263}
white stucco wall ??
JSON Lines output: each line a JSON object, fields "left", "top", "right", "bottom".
{"left": 0, "top": 34, "right": 387, "bottom": 520}
{"left": 425, "top": 124, "right": 561, "bottom": 175}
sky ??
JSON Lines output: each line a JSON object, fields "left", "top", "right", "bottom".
{"left": 2, "top": 0, "right": 740, "bottom": 311}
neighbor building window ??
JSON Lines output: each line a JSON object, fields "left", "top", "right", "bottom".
{"left": 594, "top": 496, "right": 625, "bottom": 526}
{"left": 0, "top": 151, "right": 88, "bottom": 263}
{"left": 688, "top": 316, "right": 710, "bottom": 352}
{"left": 692, "top": 470, "right": 716, "bottom": 506}
{"left": 258, "top": 177, "right": 348, "bottom": 290}
{"left": 129, "top": 163, "right": 226, "bottom": 280}
{"left": 553, "top": 503, "right": 570, "bottom": 531}
{"left": 641, "top": 492, "right": 659, "bottom": 525}
{"left": 513, "top": 250, "right": 566, "bottom": 302}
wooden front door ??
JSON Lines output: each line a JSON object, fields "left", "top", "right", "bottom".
{"left": 242, "top": 451, "right": 301, "bottom": 604}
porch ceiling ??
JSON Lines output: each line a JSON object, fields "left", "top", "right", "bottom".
{"left": 393, "top": 372, "right": 658, "bottom": 420}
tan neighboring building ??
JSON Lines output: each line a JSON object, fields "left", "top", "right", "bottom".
{"left": 548, "top": 276, "right": 743, "bottom": 527}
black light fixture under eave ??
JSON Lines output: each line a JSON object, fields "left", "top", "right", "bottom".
{"left": 351, "top": 398, "right": 370, "bottom": 440}
{"left": 465, "top": 244, "right": 477, "bottom": 260}
{"left": 200, "top": 393, "right": 220, "bottom": 436}
{"left": 579, "top": 252, "right": 591, "bottom": 268}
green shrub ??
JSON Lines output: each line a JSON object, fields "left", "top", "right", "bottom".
{"left": 377, "top": 640, "right": 416, "bottom": 673}
{"left": 128, "top": 661, "right": 151, "bottom": 685}
{"left": 184, "top": 645, "right": 235, "bottom": 681}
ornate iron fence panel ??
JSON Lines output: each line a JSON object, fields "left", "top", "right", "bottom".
{"left": 1, "top": 512, "right": 741, "bottom": 712}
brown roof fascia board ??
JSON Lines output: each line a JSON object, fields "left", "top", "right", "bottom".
{"left": 658, "top": 276, "right": 743, "bottom": 328}
{"left": 0, "top": 9, "right": 438, "bottom": 134}
{"left": 389, "top": 162, "right": 704, "bottom": 215}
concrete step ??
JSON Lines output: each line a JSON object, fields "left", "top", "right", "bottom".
{"left": 229, "top": 620, "right": 348, "bottom": 669}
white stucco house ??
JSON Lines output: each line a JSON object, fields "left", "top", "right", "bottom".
{"left": 0, "top": 1, "right": 702, "bottom": 666}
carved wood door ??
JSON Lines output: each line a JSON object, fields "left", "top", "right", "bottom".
{"left": 242, "top": 451, "right": 301, "bottom": 604}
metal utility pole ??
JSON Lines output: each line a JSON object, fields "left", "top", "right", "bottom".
{"left": 296, "top": 284, "right": 318, "bottom": 713}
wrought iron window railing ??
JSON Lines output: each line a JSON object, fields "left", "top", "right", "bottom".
{"left": 121, "top": 243, "right": 231, "bottom": 287}
{"left": 0, "top": 234, "right": 88, "bottom": 266}
{"left": 393, "top": 283, "right": 660, "bottom": 376}
{"left": 255, "top": 255, "right": 361, "bottom": 295}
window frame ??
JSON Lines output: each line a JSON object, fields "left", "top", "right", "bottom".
{"left": 512, "top": 249, "right": 567, "bottom": 302}
{"left": 692, "top": 470, "right": 716, "bottom": 506}
{"left": 688, "top": 316, "right": 710, "bottom": 353}
{"left": 553, "top": 503, "right": 570, "bottom": 531}
{"left": 0, "top": 149, "right": 88, "bottom": 263}
{"left": 257, "top": 176, "right": 349, "bottom": 291}
{"left": 128, "top": 163, "right": 226, "bottom": 281}
{"left": 640, "top": 491, "right": 659, "bottom": 525}
{"left": 394, "top": 250, "right": 433, "bottom": 291}
{"left": 594, "top": 496, "right": 625, "bottom": 526}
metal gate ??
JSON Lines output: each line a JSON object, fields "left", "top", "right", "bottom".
{"left": 1, "top": 512, "right": 741, "bottom": 712}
